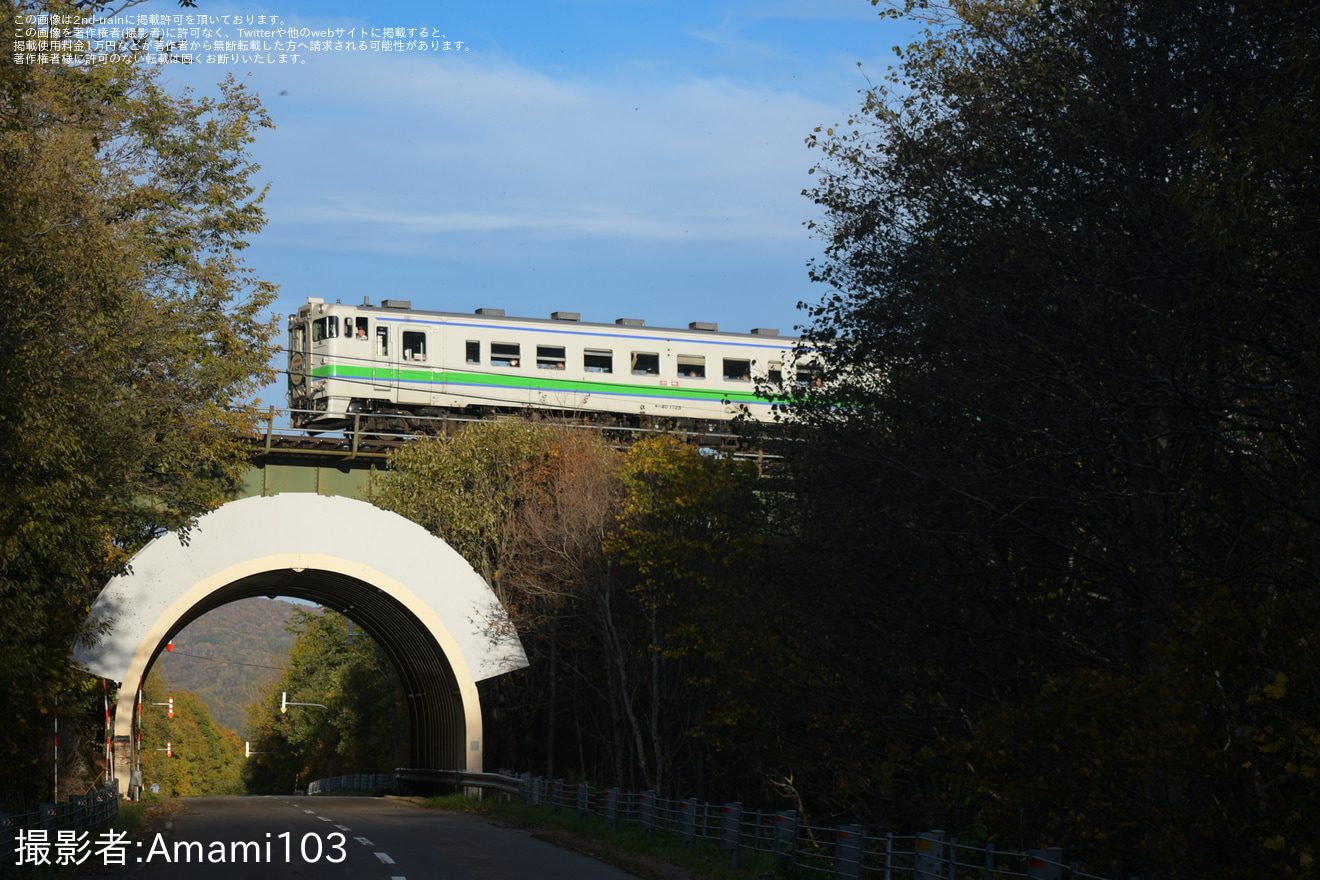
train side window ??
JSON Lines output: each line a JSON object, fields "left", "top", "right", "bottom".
{"left": 537, "top": 345, "right": 566, "bottom": 370}
{"left": 312, "top": 317, "right": 326, "bottom": 342}
{"left": 353, "top": 317, "right": 368, "bottom": 339}
{"left": 768, "top": 361, "right": 783, "bottom": 384}
{"left": 466, "top": 341, "right": 481, "bottom": 364}
{"left": 584, "top": 349, "right": 613, "bottom": 373}
{"left": 403, "top": 330, "right": 426, "bottom": 362}
{"left": 492, "top": 342, "right": 520, "bottom": 367}
{"left": 631, "top": 352, "right": 660, "bottom": 375}
{"left": 677, "top": 355, "right": 705, "bottom": 379}
{"left": 797, "top": 365, "right": 823, "bottom": 387}
{"left": 375, "top": 326, "right": 389, "bottom": 358}
{"left": 723, "top": 358, "right": 751, "bottom": 381}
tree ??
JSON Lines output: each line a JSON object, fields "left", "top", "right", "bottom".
{"left": 138, "top": 675, "right": 244, "bottom": 797}
{"left": 0, "top": 0, "right": 277, "bottom": 809}
{"left": 788, "top": 0, "right": 1320, "bottom": 875}
{"left": 372, "top": 422, "right": 623, "bottom": 777}
{"left": 603, "top": 436, "right": 771, "bottom": 795}
{"left": 242, "top": 609, "right": 408, "bottom": 794}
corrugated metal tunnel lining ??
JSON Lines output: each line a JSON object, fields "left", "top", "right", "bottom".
{"left": 149, "top": 569, "right": 466, "bottom": 771}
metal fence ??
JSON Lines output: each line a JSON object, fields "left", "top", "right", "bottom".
{"left": 504, "top": 775, "right": 1124, "bottom": 880}
{"left": 0, "top": 783, "right": 121, "bottom": 852}
{"left": 305, "top": 768, "right": 1127, "bottom": 880}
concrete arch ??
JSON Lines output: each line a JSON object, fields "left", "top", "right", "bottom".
{"left": 73, "top": 494, "right": 528, "bottom": 793}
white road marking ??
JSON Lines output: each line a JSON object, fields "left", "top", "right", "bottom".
{"left": 335, "top": 824, "right": 351, "bottom": 831}
{"left": 391, "top": 876, "right": 407, "bottom": 880}
{"left": 303, "top": 809, "right": 315, "bottom": 813}
{"left": 319, "top": 816, "right": 331, "bottom": 821}
{"left": 355, "top": 837, "right": 374, "bottom": 846}
{"left": 374, "top": 852, "right": 396, "bottom": 864}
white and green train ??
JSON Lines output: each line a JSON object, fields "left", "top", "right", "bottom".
{"left": 287, "top": 298, "right": 815, "bottom": 431}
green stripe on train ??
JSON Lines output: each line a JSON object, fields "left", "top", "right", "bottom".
{"left": 306, "top": 364, "right": 766, "bottom": 405}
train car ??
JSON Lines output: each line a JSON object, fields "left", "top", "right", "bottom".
{"left": 286, "top": 298, "right": 815, "bottom": 431}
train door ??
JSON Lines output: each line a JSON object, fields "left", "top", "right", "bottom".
{"left": 399, "top": 327, "right": 439, "bottom": 406}
{"left": 372, "top": 322, "right": 396, "bottom": 392}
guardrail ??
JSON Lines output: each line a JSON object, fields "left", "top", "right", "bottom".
{"left": 307, "top": 769, "right": 522, "bottom": 798}
{"left": 0, "top": 783, "right": 121, "bottom": 852}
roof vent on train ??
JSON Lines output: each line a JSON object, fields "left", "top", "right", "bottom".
{"left": 689, "top": 321, "right": 717, "bottom": 332}
{"left": 476, "top": 308, "right": 506, "bottom": 316}
{"left": 551, "top": 312, "right": 580, "bottom": 321}
{"left": 615, "top": 318, "right": 644, "bottom": 327}
{"left": 751, "top": 328, "right": 779, "bottom": 336}
{"left": 382, "top": 299, "right": 412, "bottom": 309}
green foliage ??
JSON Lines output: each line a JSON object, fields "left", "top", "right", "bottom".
{"left": 242, "top": 608, "right": 408, "bottom": 794}
{"left": 0, "top": 0, "right": 277, "bottom": 808}
{"left": 783, "top": 0, "right": 1320, "bottom": 875}
{"left": 373, "top": 421, "right": 563, "bottom": 591}
{"left": 604, "top": 437, "right": 777, "bottom": 791}
{"left": 138, "top": 674, "right": 244, "bottom": 797}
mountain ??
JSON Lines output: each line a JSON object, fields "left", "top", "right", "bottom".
{"left": 152, "top": 598, "right": 304, "bottom": 735}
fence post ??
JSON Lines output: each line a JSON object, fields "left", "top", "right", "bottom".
{"left": 915, "top": 830, "right": 947, "bottom": 880}
{"left": 835, "top": 824, "right": 864, "bottom": 880}
{"left": 721, "top": 802, "right": 742, "bottom": 870}
{"left": 1027, "top": 847, "right": 1065, "bottom": 880}
{"left": 984, "top": 841, "right": 995, "bottom": 880}
{"left": 638, "top": 790, "right": 655, "bottom": 840}
{"left": 68, "top": 795, "right": 85, "bottom": 831}
{"left": 773, "top": 810, "right": 798, "bottom": 866}
{"left": 886, "top": 831, "right": 894, "bottom": 880}
{"left": 678, "top": 799, "right": 696, "bottom": 850}
{"left": 576, "top": 782, "right": 590, "bottom": 824}
{"left": 604, "top": 788, "right": 619, "bottom": 830}
{"left": 551, "top": 778, "right": 564, "bottom": 813}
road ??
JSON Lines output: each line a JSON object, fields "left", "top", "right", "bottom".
{"left": 86, "top": 796, "right": 642, "bottom": 880}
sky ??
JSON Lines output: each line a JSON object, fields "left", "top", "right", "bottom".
{"left": 129, "top": 0, "right": 919, "bottom": 411}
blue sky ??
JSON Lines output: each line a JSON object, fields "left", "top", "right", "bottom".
{"left": 145, "top": 0, "right": 918, "bottom": 410}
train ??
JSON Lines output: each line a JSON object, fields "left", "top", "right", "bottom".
{"left": 286, "top": 297, "right": 817, "bottom": 432}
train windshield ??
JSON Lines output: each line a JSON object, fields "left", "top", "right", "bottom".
{"left": 312, "top": 316, "right": 338, "bottom": 342}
